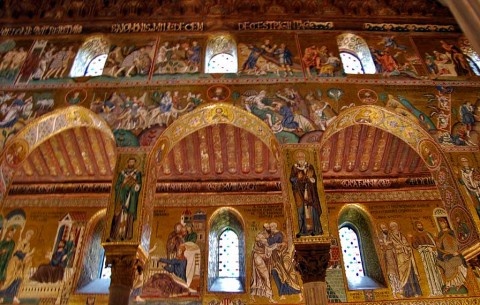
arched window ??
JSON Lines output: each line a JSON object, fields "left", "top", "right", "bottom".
{"left": 218, "top": 228, "right": 240, "bottom": 278}
{"left": 85, "top": 54, "right": 109, "bottom": 77}
{"left": 337, "top": 33, "right": 376, "bottom": 74}
{"left": 205, "top": 34, "right": 238, "bottom": 73}
{"left": 76, "top": 216, "right": 109, "bottom": 294}
{"left": 70, "top": 36, "right": 109, "bottom": 77}
{"left": 339, "top": 226, "right": 364, "bottom": 278}
{"left": 338, "top": 205, "right": 385, "bottom": 290}
{"left": 339, "top": 52, "right": 364, "bottom": 74}
{"left": 208, "top": 208, "right": 245, "bottom": 292}
{"left": 459, "top": 37, "right": 480, "bottom": 76}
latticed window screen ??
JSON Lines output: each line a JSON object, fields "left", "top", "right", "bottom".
{"left": 218, "top": 229, "right": 240, "bottom": 277}
{"left": 339, "top": 226, "right": 364, "bottom": 278}
{"left": 86, "top": 54, "right": 108, "bottom": 76}
{"left": 337, "top": 33, "right": 376, "bottom": 74}
{"left": 340, "top": 52, "right": 364, "bottom": 74}
{"left": 208, "top": 53, "right": 237, "bottom": 73}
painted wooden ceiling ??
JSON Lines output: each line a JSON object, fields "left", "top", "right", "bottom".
{"left": 0, "top": 0, "right": 454, "bottom": 32}
{"left": 12, "top": 127, "right": 116, "bottom": 183}
{"left": 11, "top": 124, "right": 431, "bottom": 191}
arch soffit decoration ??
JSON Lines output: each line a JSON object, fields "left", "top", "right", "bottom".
{"left": 208, "top": 206, "right": 246, "bottom": 232}
{"left": 0, "top": 106, "right": 116, "bottom": 204}
{"left": 321, "top": 105, "right": 479, "bottom": 249}
{"left": 137, "top": 103, "right": 281, "bottom": 244}
{"left": 146, "top": 102, "right": 281, "bottom": 173}
{"left": 337, "top": 203, "right": 375, "bottom": 228}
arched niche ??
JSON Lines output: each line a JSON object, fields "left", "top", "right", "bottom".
{"left": 320, "top": 105, "right": 479, "bottom": 249}
{"left": 136, "top": 102, "right": 282, "bottom": 265}
{"left": 0, "top": 106, "right": 116, "bottom": 205}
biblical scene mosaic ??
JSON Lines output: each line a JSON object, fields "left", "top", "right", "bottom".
{"left": 1, "top": 10, "right": 480, "bottom": 305}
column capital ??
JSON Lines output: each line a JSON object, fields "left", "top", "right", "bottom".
{"left": 294, "top": 242, "right": 330, "bottom": 283}
{"left": 463, "top": 242, "right": 480, "bottom": 277}
{"left": 103, "top": 244, "right": 148, "bottom": 288}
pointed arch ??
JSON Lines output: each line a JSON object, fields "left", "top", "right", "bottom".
{"left": 147, "top": 102, "right": 280, "bottom": 171}
{"left": 0, "top": 106, "right": 115, "bottom": 204}
{"left": 321, "top": 105, "right": 479, "bottom": 249}
{"left": 135, "top": 102, "right": 282, "bottom": 271}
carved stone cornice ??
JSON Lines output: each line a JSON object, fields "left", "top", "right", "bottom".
{"left": 294, "top": 242, "right": 330, "bottom": 283}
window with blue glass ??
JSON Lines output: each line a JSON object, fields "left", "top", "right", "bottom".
{"left": 100, "top": 251, "right": 111, "bottom": 279}
{"left": 85, "top": 54, "right": 108, "bottom": 77}
{"left": 339, "top": 52, "right": 364, "bottom": 74}
{"left": 337, "top": 33, "right": 376, "bottom": 74}
{"left": 218, "top": 229, "right": 240, "bottom": 278}
{"left": 339, "top": 226, "right": 364, "bottom": 278}
{"left": 205, "top": 34, "right": 238, "bottom": 73}
{"left": 70, "top": 36, "right": 109, "bottom": 77}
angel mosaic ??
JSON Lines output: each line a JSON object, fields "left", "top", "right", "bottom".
{"left": 369, "top": 35, "right": 425, "bottom": 79}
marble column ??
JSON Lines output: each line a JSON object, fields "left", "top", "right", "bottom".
{"left": 294, "top": 243, "right": 331, "bottom": 305}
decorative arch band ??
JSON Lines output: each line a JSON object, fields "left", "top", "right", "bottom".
{"left": 320, "top": 105, "right": 479, "bottom": 248}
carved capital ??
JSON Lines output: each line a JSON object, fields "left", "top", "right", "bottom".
{"left": 107, "top": 255, "right": 137, "bottom": 287}
{"left": 103, "top": 244, "right": 147, "bottom": 288}
{"left": 294, "top": 242, "right": 330, "bottom": 283}
{"left": 468, "top": 255, "right": 480, "bottom": 275}
{"left": 462, "top": 242, "right": 480, "bottom": 278}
